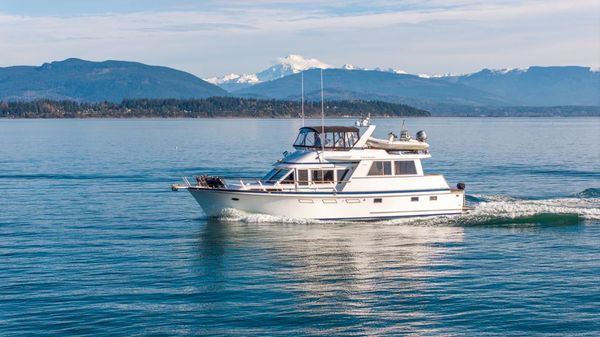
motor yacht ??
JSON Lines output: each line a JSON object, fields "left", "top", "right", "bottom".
{"left": 172, "top": 123, "right": 467, "bottom": 221}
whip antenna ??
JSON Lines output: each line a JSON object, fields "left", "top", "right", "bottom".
{"left": 301, "top": 71, "right": 305, "bottom": 126}
{"left": 320, "top": 69, "right": 325, "bottom": 153}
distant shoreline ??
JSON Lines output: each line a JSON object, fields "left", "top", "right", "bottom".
{"left": 1, "top": 97, "right": 598, "bottom": 118}
{"left": 0, "top": 97, "right": 430, "bottom": 119}
{"left": 2, "top": 115, "right": 599, "bottom": 120}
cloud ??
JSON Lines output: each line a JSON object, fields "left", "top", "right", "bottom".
{"left": 0, "top": 0, "right": 598, "bottom": 76}
{"left": 139, "top": 22, "right": 257, "bottom": 33}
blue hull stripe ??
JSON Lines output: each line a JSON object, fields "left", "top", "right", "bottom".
{"left": 188, "top": 187, "right": 451, "bottom": 196}
{"left": 317, "top": 212, "right": 462, "bottom": 221}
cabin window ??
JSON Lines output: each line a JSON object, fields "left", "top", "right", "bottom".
{"left": 293, "top": 127, "right": 359, "bottom": 150}
{"left": 337, "top": 169, "right": 349, "bottom": 182}
{"left": 430, "top": 196, "right": 437, "bottom": 201}
{"left": 262, "top": 169, "right": 278, "bottom": 181}
{"left": 374, "top": 198, "right": 382, "bottom": 203}
{"left": 345, "top": 132, "right": 358, "bottom": 147}
{"left": 323, "top": 133, "right": 334, "bottom": 147}
{"left": 334, "top": 132, "right": 345, "bottom": 148}
{"left": 368, "top": 161, "right": 392, "bottom": 176}
{"left": 270, "top": 169, "right": 291, "bottom": 182}
{"left": 298, "top": 170, "right": 308, "bottom": 185}
{"left": 293, "top": 132, "right": 307, "bottom": 146}
{"left": 395, "top": 161, "right": 417, "bottom": 175}
{"left": 411, "top": 197, "right": 419, "bottom": 202}
{"left": 304, "top": 132, "right": 316, "bottom": 147}
{"left": 312, "top": 170, "right": 322, "bottom": 182}
{"left": 311, "top": 169, "right": 335, "bottom": 183}
{"left": 294, "top": 129, "right": 318, "bottom": 147}
{"left": 281, "top": 171, "right": 295, "bottom": 184}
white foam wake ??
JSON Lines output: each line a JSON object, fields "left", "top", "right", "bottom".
{"left": 469, "top": 197, "right": 599, "bottom": 220}
{"left": 215, "top": 196, "right": 600, "bottom": 225}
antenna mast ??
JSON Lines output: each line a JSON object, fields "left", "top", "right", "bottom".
{"left": 320, "top": 69, "right": 325, "bottom": 153}
{"left": 301, "top": 71, "right": 305, "bottom": 126}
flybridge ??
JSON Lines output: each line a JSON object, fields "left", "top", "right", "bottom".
{"left": 293, "top": 126, "right": 360, "bottom": 151}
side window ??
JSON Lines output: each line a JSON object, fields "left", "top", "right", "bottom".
{"left": 334, "top": 132, "right": 345, "bottom": 148}
{"left": 311, "top": 170, "right": 335, "bottom": 183}
{"left": 324, "top": 133, "right": 334, "bottom": 147}
{"left": 395, "top": 161, "right": 417, "bottom": 175}
{"left": 312, "top": 170, "right": 323, "bottom": 183}
{"left": 281, "top": 171, "right": 294, "bottom": 184}
{"left": 337, "top": 169, "right": 349, "bottom": 182}
{"left": 298, "top": 170, "right": 308, "bottom": 185}
{"left": 345, "top": 132, "right": 358, "bottom": 147}
{"left": 323, "top": 170, "right": 334, "bottom": 182}
{"left": 368, "top": 161, "right": 392, "bottom": 176}
{"left": 293, "top": 131, "right": 307, "bottom": 146}
{"left": 304, "top": 132, "right": 315, "bottom": 146}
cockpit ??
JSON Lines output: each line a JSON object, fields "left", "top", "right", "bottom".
{"left": 293, "top": 126, "right": 360, "bottom": 151}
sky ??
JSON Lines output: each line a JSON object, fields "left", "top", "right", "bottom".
{"left": 0, "top": 0, "right": 598, "bottom": 78}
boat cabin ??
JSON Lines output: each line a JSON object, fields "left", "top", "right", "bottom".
{"left": 217, "top": 124, "right": 443, "bottom": 193}
{"left": 293, "top": 126, "right": 360, "bottom": 151}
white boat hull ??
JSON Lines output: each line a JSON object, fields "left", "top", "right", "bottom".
{"left": 188, "top": 187, "right": 465, "bottom": 220}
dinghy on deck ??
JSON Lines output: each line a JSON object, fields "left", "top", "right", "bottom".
{"left": 366, "top": 137, "right": 429, "bottom": 151}
{"left": 367, "top": 128, "right": 429, "bottom": 152}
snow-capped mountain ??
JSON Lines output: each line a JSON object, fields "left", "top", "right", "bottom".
{"left": 204, "top": 73, "right": 259, "bottom": 85}
{"left": 205, "top": 54, "right": 330, "bottom": 91}
{"left": 256, "top": 54, "right": 331, "bottom": 82}
{"left": 341, "top": 63, "right": 366, "bottom": 71}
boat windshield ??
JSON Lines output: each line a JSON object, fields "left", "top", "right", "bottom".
{"left": 262, "top": 169, "right": 291, "bottom": 182}
{"left": 293, "top": 126, "right": 359, "bottom": 150}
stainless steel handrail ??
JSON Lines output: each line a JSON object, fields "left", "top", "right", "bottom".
{"left": 187, "top": 175, "right": 351, "bottom": 192}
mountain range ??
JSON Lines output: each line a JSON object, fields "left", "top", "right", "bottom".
{"left": 204, "top": 55, "right": 331, "bottom": 91}
{"left": 0, "top": 58, "right": 226, "bottom": 102}
{"left": 214, "top": 55, "right": 599, "bottom": 107}
{"left": 0, "top": 56, "right": 598, "bottom": 112}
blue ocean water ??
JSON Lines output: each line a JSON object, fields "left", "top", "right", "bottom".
{"left": 0, "top": 117, "right": 599, "bottom": 336}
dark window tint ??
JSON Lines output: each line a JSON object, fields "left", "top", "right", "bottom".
{"left": 312, "top": 170, "right": 323, "bottom": 182}
{"left": 298, "top": 170, "right": 308, "bottom": 185}
{"left": 262, "top": 169, "right": 278, "bottom": 180}
{"left": 411, "top": 197, "right": 419, "bottom": 202}
{"left": 270, "top": 169, "right": 290, "bottom": 182}
{"left": 311, "top": 170, "right": 335, "bottom": 183}
{"left": 395, "top": 161, "right": 417, "bottom": 175}
{"left": 368, "top": 161, "right": 392, "bottom": 176}
{"left": 337, "top": 169, "right": 349, "bottom": 182}
{"left": 282, "top": 171, "right": 295, "bottom": 184}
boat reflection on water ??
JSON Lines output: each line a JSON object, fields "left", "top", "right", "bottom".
{"left": 193, "top": 219, "right": 465, "bottom": 334}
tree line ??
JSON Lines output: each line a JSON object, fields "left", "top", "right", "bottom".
{"left": 0, "top": 97, "right": 430, "bottom": 118}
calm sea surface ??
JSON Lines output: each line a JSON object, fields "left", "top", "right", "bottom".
{"left": 1, "top": 118, "right": 599, "bottom": 336}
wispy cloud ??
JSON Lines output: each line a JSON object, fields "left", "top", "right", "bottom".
{"left": 0, "top": 0, "right": 598, "bottom": 76}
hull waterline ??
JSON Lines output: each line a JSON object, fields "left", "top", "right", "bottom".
{"left": 188, "top": 187, "right": 465, "bottom": 221}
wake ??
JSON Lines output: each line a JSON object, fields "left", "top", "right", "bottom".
{"left": 216, "top": 188, "right": 600, "bottom": 225}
